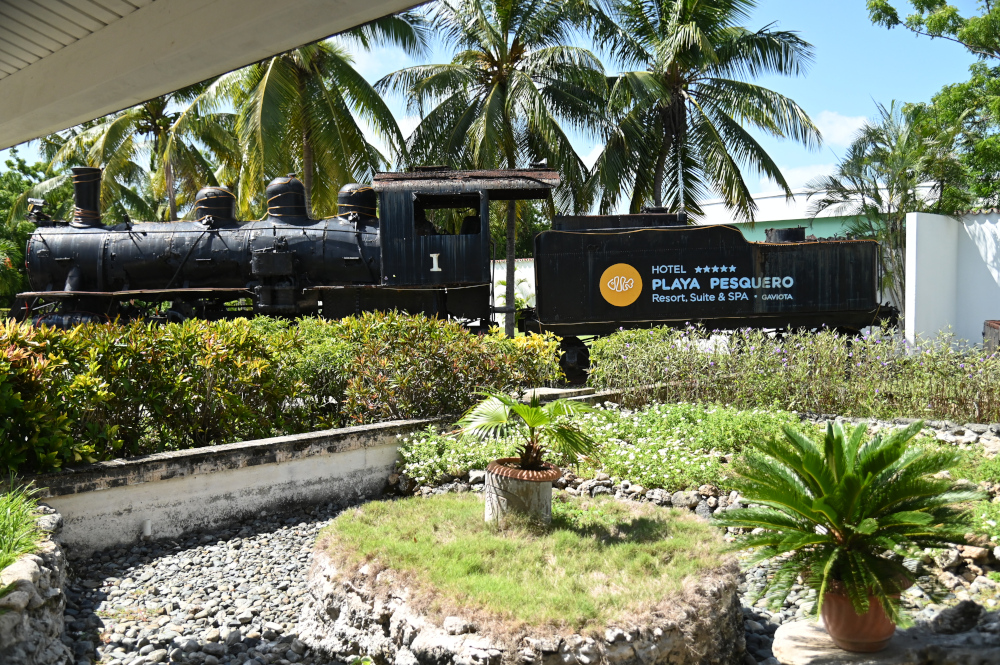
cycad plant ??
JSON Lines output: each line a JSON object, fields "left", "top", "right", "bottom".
{"left": 715, "top": 420, "right": 983, "bottom": 624}
{"left": 457, "top": 392, "right": 597, "bottom": 470}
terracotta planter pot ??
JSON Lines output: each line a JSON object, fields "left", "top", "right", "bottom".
{"left": 484, "top": 458, "right": 561, "bottom": 524}
{"left": 821, "top": 590, "right": 896, "bottom": 652}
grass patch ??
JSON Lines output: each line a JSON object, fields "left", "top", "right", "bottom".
{"left": 0, "top": 483, "right": 41, "bottom": 570}
{"left": 320, "top": 493, "right": 724, "bottom": 629}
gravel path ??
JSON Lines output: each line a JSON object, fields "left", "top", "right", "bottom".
{"left": 62, "top": 504, "right": 344, "bottom": 665}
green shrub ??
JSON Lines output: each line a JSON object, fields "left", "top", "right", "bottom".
{"left": 291, "top": 312, "right": 561, "bottom": 426}
{"left": 0, "top": 482, "right": 41, "bottom": 570}
{"left": 1, "top": 313, "right": 561, "bottom": 474}
{"left": 717, "top": 421, "right": 983, "bottom": 623}
{"left": 0, "top": 320, "right": 92, "bottom": 472}
{"left": 67, "top": 319, "right": 308, "bottom": 457}
{"left": 589, "top": 324, "right": 1000, "bottom": 422}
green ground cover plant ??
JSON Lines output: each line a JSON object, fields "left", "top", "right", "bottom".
{"left": 589, "top": 325, "right": 1000, "bottom": 423}
{"left": 397, "top": 401, "right": 798, "bottom": 490}
{"left": 319, "top": 493, "right": 722, "bottom": 628}
{"left": 0, "top": 482, "right": 41, "bottom": 570}
{"left": 0, "top": 312, "right": 561, "bottom": 474}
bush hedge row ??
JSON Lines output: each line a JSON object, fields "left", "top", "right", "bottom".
{"left": 1, "top": 313, "right": 561, "bottom": 474}
{"left": 589, "top": 324, "right": 1000, "bottom": 422}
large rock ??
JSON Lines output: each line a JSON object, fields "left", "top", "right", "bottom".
{"left": 298, "top": 549, "right": 745, "bottom": 665}
{"left": 0, "top": 504, "right": 73, "bottom": 665}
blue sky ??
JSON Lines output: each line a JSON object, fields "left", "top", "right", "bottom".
{"left": 1, "top": 0, "right": 981, "bottom": 198}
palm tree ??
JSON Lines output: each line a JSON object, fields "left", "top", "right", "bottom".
{"left": 458, "top": 391, "right": 597, "bottom": 523}
{"left": 806, "top": 103, "right": 971, "bottom": 317}
{"left": 377, "top": 0, "right": 607, "bottom": 336}
{"left": 591, "top": 0, "right": 821, "bottom": 220}
{"left": 194, "top": 15, "right": 428, "bottom": 219}
{"left": 40, "top": 83, "right": 228, "bottom": 222}
{"left": 457, "top": 391, "right": 597, "bottom": 470}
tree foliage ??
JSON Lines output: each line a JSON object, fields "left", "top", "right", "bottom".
{"left": 868, "top": 0, "right": 1000, "bottom": 60}
{"left": 806, "top": 103, "right": 970, "bottom": 314}
{"left": 194, "top": 15, "right": 427, "bottom": 219}
{"left": 590, "top": 0, "right": 820, "bottom": 220}
{"left": 379, "top": 0, "right": 606, "bottom": 334}
{"left": 0, "top": 152, "right": 73, "bottom": 306}
{"left": 911, "top": 62, "right": 1000, "bottom": 207}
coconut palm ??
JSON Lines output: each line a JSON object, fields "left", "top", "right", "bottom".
{"left": 806, "top": 103, "right": 971, "bottom": 316}
{"left": 195, "top": 14, "right": 428, "bottom": 219}
{"left": 590, "top": 0, "right": 821, "bottom": 220}
{"left": 716, "top": 420, "right": 982, "bottom": 625}
{"left": 457, "top": 391, "right": 597, "bottom": 470}
{"left": 377, "top": 0, "right": 607, "bottom": 336}
{"left": 37, "top": 84, "right": 228, "bottom": 222}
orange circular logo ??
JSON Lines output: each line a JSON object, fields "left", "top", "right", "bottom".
{"left": 600, "top": 263, "right": 642, "bottom": 307}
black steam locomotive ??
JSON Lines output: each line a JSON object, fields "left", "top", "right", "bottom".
{"left": 16, "top": 166, "right": 892, "bottom": 360}
{"left": 18, "top": 166, "right": 559, "bottom": 326}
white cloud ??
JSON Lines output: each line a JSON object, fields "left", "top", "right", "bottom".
{"left": 815, "top": 110, "right": 868, "bottom": 148}
{"left": 756, "top": 162, "right": 837, "bottom": 194}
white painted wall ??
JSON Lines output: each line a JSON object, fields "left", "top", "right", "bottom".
{"left": 905, "top": 211, "right": 1000, "bottom": 344}
{"left": 41, "top": 431, "right": 405, "bottom": 557}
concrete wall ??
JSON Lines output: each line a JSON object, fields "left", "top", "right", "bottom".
{"left": 905, "top": 211, "right": 1000, "bottom": 344}
{"left": 24, "top": 420, "right": 431, "bottom": 557}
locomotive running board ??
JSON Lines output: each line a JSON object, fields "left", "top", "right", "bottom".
{"left": 16, "top": 288, "right": 252, "bottom": 300}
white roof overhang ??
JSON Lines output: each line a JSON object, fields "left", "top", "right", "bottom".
{"left": 0, "top": 0, "right": 422, "bottom": 150}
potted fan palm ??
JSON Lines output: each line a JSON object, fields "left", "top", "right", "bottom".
{"left": 456, "top": 391, "right": 597, "bottom": 524}
{"left": 716, "top": 420, "right": 983, "bottom": 653}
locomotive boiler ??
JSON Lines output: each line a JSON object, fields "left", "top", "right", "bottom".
{"left": 18, "top": 166, "right": 559, "bottom": 326}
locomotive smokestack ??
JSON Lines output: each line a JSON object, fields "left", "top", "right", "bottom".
{"left": 194, "top": 187, "right": 236, "bottom": 221}
{"left": 266, "top": 176, "right": 308, "bottom": 220}
{"left": 71, "top": 167, "right": 102, "bottom": 227}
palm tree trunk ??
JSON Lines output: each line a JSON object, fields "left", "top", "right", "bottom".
{"left": 165, "top": 160, "right": 178, "bottom": 221}
{"left": 653, "top": 142, "right": 668, "bottom": 208}
{"left": 652, "top": 106, "right": 672, "bottom": 208}
{"left": 302, "top": 130, "right": 314, "bottom": 218}
{"left": 505, "top": 200, "right": 517, "bottom": 337}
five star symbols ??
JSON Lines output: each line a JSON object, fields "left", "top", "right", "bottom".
{"left": 688, "top": 265, "right": 741, "bottom": 273}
